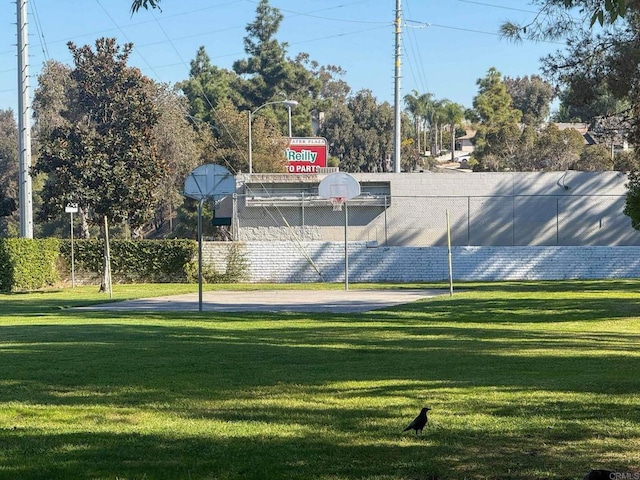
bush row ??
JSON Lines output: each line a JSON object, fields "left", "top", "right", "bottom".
{"left": 0, "top": 239, "right": 250, "bottom": 292}
{"left": 58, "top": 239, "right": 199, "bottom": 284}
{"left": 0, "top": 238, "right": 60, "bottom": 291}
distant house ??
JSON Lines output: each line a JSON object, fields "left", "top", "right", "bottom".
{"left": 553, "top": 122, "right": 596, "bottom": 145}
{"left": 554, "top": 122, "right": 630, "bottom": 152}
{"left": 456, "top": 129, "right": 476, "bottom": 153}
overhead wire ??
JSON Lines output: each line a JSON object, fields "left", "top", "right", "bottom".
{"left": 94, "top": 0, "right": 163, "bottom": 81}
{"left": 402, "top": 0, "right": 430, "bottom": 97}
{"left": 31, "top": 0, "right": 50, "bottom": 61}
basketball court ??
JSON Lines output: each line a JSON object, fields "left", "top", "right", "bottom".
{"left": 82, "top": 288, "right": 445, "bottom": 313}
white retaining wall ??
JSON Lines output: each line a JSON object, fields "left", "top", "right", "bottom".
{"left": 204, "top": 241, "right": 640, "bottom": 282}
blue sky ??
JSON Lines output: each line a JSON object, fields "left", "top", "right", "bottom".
{"left": 0, "top": 0, "right": 566, "bottom": 118}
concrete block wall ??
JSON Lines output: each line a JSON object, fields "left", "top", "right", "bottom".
{"left": 203, "top": 241, "right": 640, "bottom": 283}
{"left": 236, "top": 171, "right": 640, "bottom": 247}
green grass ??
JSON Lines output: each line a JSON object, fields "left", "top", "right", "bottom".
{"left": 1, "top": 280, "right": 639, "bottom": 479}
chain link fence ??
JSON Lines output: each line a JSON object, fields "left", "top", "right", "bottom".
{"left": 229, "top": 193, "right": 640, "bottom": 247}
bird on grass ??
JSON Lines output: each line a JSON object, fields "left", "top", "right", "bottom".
{"left": 403, "top": 407, "right": 431, "bottom": 434}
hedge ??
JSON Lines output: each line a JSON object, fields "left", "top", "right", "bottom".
{"left": 0, "top": 238, "right": 60, "bottom": 292}
{"left": 59, "top": 239, "right": 199, "bottom": 283}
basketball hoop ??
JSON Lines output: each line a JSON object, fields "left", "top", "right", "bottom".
{"left": 330, "top": 197, "right": 345, "bottom": 211}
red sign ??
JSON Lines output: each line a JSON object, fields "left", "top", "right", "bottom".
{"left": 285, "top": 137, "right": 328, "bottom": 174}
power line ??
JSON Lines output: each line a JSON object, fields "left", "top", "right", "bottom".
{"left": 403, "top": 0, "right": 430, "bottom": 95}
{"left": 94, "top": 0, "right": 163, "bottom": 81}
{"left": 245, "top": 0, "right": 387, "bottom": 25}
{"left": 31, "top": 0, "right": 50, "bottom": 61}
{"left": 455, "top": 0, "right": 538, "bottom": 14}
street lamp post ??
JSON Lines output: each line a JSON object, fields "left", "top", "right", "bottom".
{"left": 248, "top": 99, "right": 298, "bottom": 174}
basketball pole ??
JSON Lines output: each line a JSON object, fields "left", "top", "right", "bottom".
{"left": 197, "top": 198, "right": 205, "bottom": 312}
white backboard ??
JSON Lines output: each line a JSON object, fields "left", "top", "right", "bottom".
{"left": 318, "top": 172, "right": 361, "bottom": 200}
{"left": 183, "top": 164, "right": 235, "bottom": 200}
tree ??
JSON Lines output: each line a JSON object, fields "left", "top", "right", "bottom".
{"left": 0, "top": 109, "right": 19, "bottom": 236}
{"left": 504, "top": 75, "right": 555, "bottom": 126}
{"left": 210, "top": 99, "right": 287, "bottom": 174}
{"left": 470, "top": 68, "right": 523, "bottom": 171}
{"left": 530, "top": 123, "right": 585, "bottom": 171}
{"left": 319, "top": 90, "right": 394, "bottom": 173}
{"left": 233, "top": 0, "right": 292, "bottom": 108}
{"left": 34, "top": 38, "right": 166, "bottom": 289}
{"left": 32, "top": 61, "right": 75, "bottom": 135}
{"left": 500, "top": 0, "right": 634, "bottom": 40}
{"left": 502, "top": 2, "right": 638, "bottom": 143}
{"left": 130, "top": 0, "right": 161, "bottom": 13}
{"left": 574, "top": 144, "right": 614, "bottom": 171}
{"left": 178, "top": 46, "right": 241, "bottom": 124}
{"left": 624, "top": 169, "right": 640, "bottom": 229}
{"left": 151, "top": 84, "right": 205, "bottom": 235}
{"left": 440, "top": 100, "right": 466, "bottom": 161}
{"left": 403, "top": 90, "right": 433, "bottom": 155}
{"left": 232, "top": 0, "right": 322, "bottom": 139}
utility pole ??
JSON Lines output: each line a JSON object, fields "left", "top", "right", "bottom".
{"left": 393, "top": 0, "right": 402, "bottom": 173}
{"left": 17, "top": 0, "right": 33, "bottom": 238}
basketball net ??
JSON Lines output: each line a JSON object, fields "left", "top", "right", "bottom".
{"left": 330, "top": 197, "right": 345, "bottom": 211}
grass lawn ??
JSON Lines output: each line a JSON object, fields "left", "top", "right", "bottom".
{"left": 0, "top": 280, "right": 639, "bottom": 479}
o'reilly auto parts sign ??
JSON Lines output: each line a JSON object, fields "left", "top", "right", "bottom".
{"left": 285, "top": 137, "right": 328, "bottom": 173}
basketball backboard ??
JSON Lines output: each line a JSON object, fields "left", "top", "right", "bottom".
{"left": 183, "top": 164, "right": 235, "bottom": 200}
{"left": 318, "top": 172, "right": 361, "bottom": 201}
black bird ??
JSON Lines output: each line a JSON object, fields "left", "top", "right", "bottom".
{"left": 403, "top": 407, "right": 431, "bottom": 434}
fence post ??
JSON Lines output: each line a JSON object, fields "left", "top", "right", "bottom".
{"left": 512, "top": 195, "right": 516, "bottom": 246}
{"left": 556, "top": 196, "right": 560, "bottom": 245}
{"left": 384, "top": 195, "right": 389, "bottom": 246}
{"left": 301, "top": 191, "right": 305, "bottom": 240}
{"left": 467, "top": 196, "right": 471, "bottom": 246}
{"left": 232, "top": 193, "right": 238, "bottom": 242}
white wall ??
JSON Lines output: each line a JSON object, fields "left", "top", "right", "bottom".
{"left": 204, "top": 241, "right": 640, "bottom": 283}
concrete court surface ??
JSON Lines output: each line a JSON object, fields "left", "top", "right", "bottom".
{"left": 83, "top": 289, "right": 446, "bottom": 314}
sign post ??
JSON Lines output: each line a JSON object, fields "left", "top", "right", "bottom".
{"left": 65, "top": 203, "right": 78, "bottom": 288}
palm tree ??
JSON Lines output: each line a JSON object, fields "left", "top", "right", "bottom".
{"left": 429, "top": 99, "right": 449, "bottom": 157}
{"left": 403, "top": 90, "right": 433, "bottom": 155}
{"left": 440, "top": 100, "right": 466, "bottom": 161}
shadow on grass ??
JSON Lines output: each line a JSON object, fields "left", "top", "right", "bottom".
{"left": 1, "top": 280, "right": 640, "bottom": 479}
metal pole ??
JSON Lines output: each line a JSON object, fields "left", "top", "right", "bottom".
{"left": 384, "top": 195, "right": 388, "bottom": 246}
{"left": 198, "top": 198, "right": 204, "bottom": 312}
{"left": 301, "top": 192, "right": 305, "bottom": 240}
{"left": 70, "top": 211, "right": 75, "bottom": 288}
{"left": 288, "top": 105, "right": 293, "bottom": 137}
{"left": 104, "top": 216, "right": 112, "bottom": 299}
{"left": 247, "top": 111, "right": 253, "bottom": 174}
{"left": 393, "top": 0, "right": 402, "bottom": 173}
{"left": 17, "top": 0, "right": 33, "bottom": 238}
{"left": 344, "top": 202, "right": 349, "bottom": 291}
{"left": 447, "top": 210, "right": 453, "bottom": 297}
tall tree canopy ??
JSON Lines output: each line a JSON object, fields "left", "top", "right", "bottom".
{"left": 504, "top": 75, "right": 555, "bottom": 126}
{"left": 34, "top": 38, "right": 166, "bottom": 232}
{"left": 471, "top": 68, "right": 523, "bottom": 171}
{"left": 179, "top": 46, "right": 241, "bottom": 124}
{"left": 0, "top": 109, "right": 18, "bottom": 233}
{"left": 320, "top": 90, "right": 393, "bottom": 173}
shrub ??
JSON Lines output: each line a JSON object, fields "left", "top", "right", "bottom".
{"left": 0, "top": 238, "right": 60, "bottom": 292}
{"left": 202, "top": 243, "right": 248, "bottom": 283}
{"left": 59, "top": 239, "right": 199, "bottom": 283}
